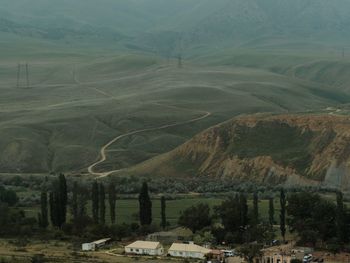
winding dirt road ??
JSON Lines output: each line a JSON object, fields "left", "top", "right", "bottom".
{"left": 87, "top": 108, "right": 211, "bottom": 178}
{"left": 72, "top": 68, "right": 211, "bottom": 178}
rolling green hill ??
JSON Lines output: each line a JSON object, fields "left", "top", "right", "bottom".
{"left": 0, "top": 46, "right": 349, "bottom": 174}
{"left": 1, "top": 1, "right": 350, "bottom": 177}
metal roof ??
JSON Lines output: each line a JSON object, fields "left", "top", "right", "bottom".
{"left": 125, "top": 241, "right": 162, "bottom": 250}
{"left": 168, "top": 243, "right": 211, "bottom": 254}
{"left": 92, "top": 238, "right": 111, "bottom": 245}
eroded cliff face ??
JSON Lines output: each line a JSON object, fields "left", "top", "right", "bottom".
{"left": 135, "top": 114, "right": 350, "bottom": 189}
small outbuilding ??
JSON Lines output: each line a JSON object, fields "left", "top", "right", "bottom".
{"left": 125, "top": 241, "right": 164, "bottom": 256}
{"left": 168, "top": 242, "right": 211, "bottom": 259}
{"left": 82, "top": 238, "right": 111, "bottom": 251}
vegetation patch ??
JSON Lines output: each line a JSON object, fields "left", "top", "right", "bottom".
{"left": 227, "top": 121, "right": 315, "bottom": 175}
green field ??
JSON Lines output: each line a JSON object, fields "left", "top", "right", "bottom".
{"left": 20, "top": 196, "right": 284, "bottom": 227}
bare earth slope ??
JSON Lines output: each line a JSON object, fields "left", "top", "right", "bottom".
{"left": 128, "top": 114, "right": 350, "bottom": 190}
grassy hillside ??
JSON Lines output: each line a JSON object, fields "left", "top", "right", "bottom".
{"left": 126, "top": 114, "right": 350, "bottom": 190}
{"left": 0, "top": 28, "right": 350, "bottom": 175}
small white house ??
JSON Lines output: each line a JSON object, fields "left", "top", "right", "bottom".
{"left": 125, "top": 241, "right": 164, "bottom": 256}
{"left": 82, "top": 238, "right": 111, "bottom": 251}
{"left": 82, "top": 242, "right": 95, "bottom": 251}
{"left": 168, "top": 243, "right": 211, "bottom": 259}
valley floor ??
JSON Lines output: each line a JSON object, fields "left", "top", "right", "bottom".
{"left": 0, "top": 239, "right": 349, "bottom": 263}
{"left": 0, "top": 239, "right": 178, "bottom": 263}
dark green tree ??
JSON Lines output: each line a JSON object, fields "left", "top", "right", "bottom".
{"left": 269, "top": 197, "right": 275, "bottom": 226}
{"left": 39, "top": 191, "right": 49, "bottom": 228}
{"left": 108, "top": 181, "right": 117, "bottom": 224}
{"left": 92, "top": 181, "right": 99, "bottom": 224}
{"left": 178, "top": 203, "right": 211, "bottom": 233}
{"left": 138, "top": 182, "right": 152, "bottom": 225}
{"left": 71, "top": 181, "right": 78, "bottom": 223}
{"left": 161, "top": 196, "right": 166, "bottom": 229}
{"left": 49, "top": 191, "right": 59, "bottom": 227}
{"left": 280, "top": 189, "right": 286, "bottom": 242}
{"left": 0, "top": 186, "right": 19, "bottom": 206}
{"left": 336, "top": 191, "right": 347, "bottom": 243}
{"left": 253, "top": 191, "right": 259, "bottom": 225}
{"left": 239, "top": 193, "right": 248, "bottom": 227}
{"left": 215, "top": 197, "right": 241, "bottom": 233}
{"left": 99, "top": 184, "right": 106, "bottom": 225}
{"left": 78, "top": 185, "right": 88, "bottom": 218}
{"left": 58, "top": 173, "right": 67, "bottom": 225}
{"left": 287, "top": 192, "right": 336, "bottom": 243}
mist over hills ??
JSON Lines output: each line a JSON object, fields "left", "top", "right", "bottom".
{"left": 1, "top": 0, "right": 350, "bottom": 54}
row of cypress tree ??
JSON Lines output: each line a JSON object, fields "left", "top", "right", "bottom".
{"left": 38, "top": 177, "right": 165, "bottom": 229}
{"left": 138, "top": 182, "right": 167, "bottom": 228}
{"left": 91, "top": 181, "right": 117, "bottom": 225}
{"left": 39, "top": 174, "right": 67, "bottom": 228}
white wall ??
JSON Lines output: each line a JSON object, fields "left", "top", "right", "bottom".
{"left": 168, "top": 250, "right": 204, "bottom": 259}
{"left": 125, "top": 247, "right": 163, "bottom": 256}
{"left": 82, "top": 243, "right": 95, "bottom": 251}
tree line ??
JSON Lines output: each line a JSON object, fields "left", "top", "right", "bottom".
{"left": 38, "top": 177, "right": 167, "bottom": 233}
{"left": 3, "top": 174, "right": 350, "bottom": 254}
{"left": 176, "top": 189, "right": 350, "bottom": 252}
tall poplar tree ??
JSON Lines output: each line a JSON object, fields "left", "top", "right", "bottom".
{"left": 280, "top": 189, "right": 286, "bottom": 242}
{"left": 71, "top": 181, "right": 78, "bottom": 223}
{"left": 239, "top": 193, "right": 248, "bottom": 227}
{"left": 39, "top": 191, "right": 49, "bottom": 228}
{"left": 253, "top": 191, "right": 259, "bottom": 225}
{"left": 108, "top": 181, "right": 117, "bottom": 224}
{"left": 269, "top": 197, "right": 275, "bottom": 226}
{"left": 336, "top": 191, "right": 347, "bottom": 243}
{"left": 161, "top": 196, "right": 166, "bottom": 229}
{"left": 139, "top": 182, "right": 152, "bottom": 225}
{"left": 92, "top": 181, "right": 99, "bottom": 224}
{"left": 99, "top": 184, "right": 106, "bottom": 225}
{"left": 58, "top": 173, "right": 67, "bottom": 225}
{"left": 49, "top": 191, "right": 60, "bottom": 227}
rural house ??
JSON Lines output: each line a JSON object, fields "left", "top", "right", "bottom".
{"left": 82, "top": 238, "right": 111, "bottom": 251}
{"left": 125, "top": 241, "right": 164, "bottom": 256}
{"left": 168, "top": 242, "right": 211, "bottom": 259}
{"left": 261, "top": 245, "right": 310, "bottom": 263}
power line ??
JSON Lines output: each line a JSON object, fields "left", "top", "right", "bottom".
{"left": 25, "top": 63, "right": 29, "bottom": 88}
{"left": 16, "top": 63, "right": 21, "bottom": 88}
{"left": 16, "top": 62, "right": 30, "bottom": 88}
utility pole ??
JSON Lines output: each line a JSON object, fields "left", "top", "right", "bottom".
{"left": 25, "top": 63, "right": 29, "bottom": 88}
{"left": 16, "top": 62, "right": 30, "bottom": 88}
{"left": 16, "top": 63, "right": 21, "bottom": 88}
{"left": 177, "top": 54, "right": 182, "bottom": 68}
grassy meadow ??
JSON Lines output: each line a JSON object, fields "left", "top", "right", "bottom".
{"left": 20, "top": 196, "right": 284, "bottom": 226}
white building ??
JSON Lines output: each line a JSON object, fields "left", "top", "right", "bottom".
{"left": 168, "top": 243, "right": 211, "bottom": 259}
{"left": 125, "top": 241, "right": 164, "bottom": 256}
{"left": 82, "top": 238, "right": 111, "bottom": 251}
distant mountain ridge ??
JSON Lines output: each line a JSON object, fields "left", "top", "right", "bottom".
{"left": 1, "top": 0, "right": 350, "bottom": 53}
